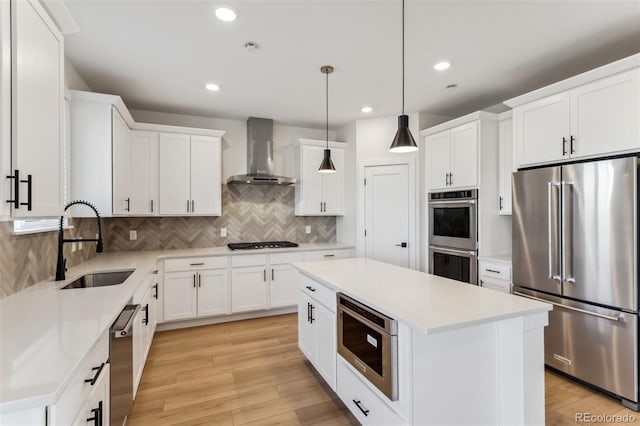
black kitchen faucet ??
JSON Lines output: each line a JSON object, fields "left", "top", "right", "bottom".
{"left": 55, "top": 200, "right": 104, "bottom": 281}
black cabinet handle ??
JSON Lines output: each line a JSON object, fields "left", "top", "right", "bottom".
{"left": 310, "top": 304, "right": 315, "bottom": 323}
{"left": 86, "top": 400, "right": 102, "bottom": 426}
{"left": 352, "top": 399, "right": 369, "bottom": 416}
{"left": 190, "top": 262, "right": 205, "bottom": 266}
{"left": 5, "top": 169, "right": 19, "bottom": 209}
{"left": 394, "top": 243, "right": 408, "bottom": 248}
{"left": 305, "top": 285, "right": 316, "bottom": 292}
{"left": 271, "top": 268, "right": 274, "bottom": 281}
{"left": 21, "top": 174, "right": 32, "bottom": 211}
{"left": 193, "top": 274, "right": 196, "bottom": 288}
{"left": 570, "top": 135, "right": 576, "bottom": 154}
{"left": 187, "top": 200, "right": 190, "bottom": 213}
{"left": 125, "top": 197, "right": 130, "bottom": 212}
{"left": 191, "top": 200, "right": 195, "bottom": 213}
{"left": 323, "top": 254, "right": 335, "bottom": 258}
{"left": 143, "top": 304, "right": 149, "bottom": 325}
{"left": 499, "top": 196, "right": 503, "bottom": 211}
{"left": 153, "top": 283, "right": 158, "bottom": 299}
{"left": 198, "top": 273, "right": 201, "bottom": 287}
{"left": 263, "top": 269, "right": 266, "bottom": 282}
{"left": 485, "top": 269, "right": 501, "bottom": 274}
{"left": 562, "top": 137, "right": 568, "bottom": 156}
{"left": 307, "top": 302, "right": 311, "bottom": 322}
{"left": 84, "top": 362, "right": 105, "bottom": 385}
{"left": 150, "top": 199, "right": 154, "bottom": 213}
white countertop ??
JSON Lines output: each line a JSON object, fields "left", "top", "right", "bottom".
{"left": 0, "top": 243, "right": 352, "bottom": 413}
{"left": 479, "top": 253, "right": 512, "bottom": 264}
{"left": 293, "top": 257, "right": 550, "bottom": 335}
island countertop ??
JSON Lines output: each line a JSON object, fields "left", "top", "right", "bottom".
{"left": 293, "top": 257, "right": 551, "bottom": 334}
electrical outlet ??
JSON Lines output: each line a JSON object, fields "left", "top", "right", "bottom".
{"left": 220, "top": 228, "right": 227, "bottom": 237}
{"left": 129, "top": 230, "right": 138, "bottom": 241}
{"left": 305, "top": 225, "right": 311, "bottom": 234}
{"left": 78, "top": 241, "right": 83, "bottom": 250}
{"left": 71, "top": 242, "right": 77, "bottom": 252}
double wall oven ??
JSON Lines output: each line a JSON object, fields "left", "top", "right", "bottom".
{"left": 428, "top": 189, "right": 478, "bottom": 285}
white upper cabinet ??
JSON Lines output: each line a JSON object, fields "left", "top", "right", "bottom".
{"left": 3, "top": 0, "right": 64, "bottom": 217}
{"left": 128, "top": 131, "right": 158, "bottom": 215}
{"left": 295, "top": 139, "right": 345, "bottom": 216}
{"left": 112, "top": 109, "right": 131, "bottom": 215}
{"left": 498, "top": 113, "right": 514, "bottom": 215}
{"left": 506, "top": 56, "right": 640, "bottom": 168}
{"left": 158, "top": 134, "right": 221, "bottom": 216}
{"left": 426, "top": 121, "right": 478, "bottom": 191}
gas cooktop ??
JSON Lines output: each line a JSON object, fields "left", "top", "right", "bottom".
{"left": 227, "top": 241, "right": 299, "bottom": 251}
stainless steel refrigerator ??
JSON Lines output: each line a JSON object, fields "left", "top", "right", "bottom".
{"left": 512, "top": 156, "right": 638, "bottom": 411}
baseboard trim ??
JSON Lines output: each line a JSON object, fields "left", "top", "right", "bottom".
{"left": 156, "top": 306, "right": 298, "bottom": 331}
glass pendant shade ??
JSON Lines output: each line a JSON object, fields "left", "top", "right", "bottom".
{"left": 318, "top": 148, "right": 336, "bottom": 173}
{"left": 389, "top": 114, "right": 418, "bottom": 153}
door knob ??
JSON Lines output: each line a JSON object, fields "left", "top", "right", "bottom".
{"left": 395, "top": 242, "right": 408, "bottom": 248}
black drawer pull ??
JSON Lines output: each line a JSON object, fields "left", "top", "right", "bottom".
{"left": 485, "top": 269, "right": 501, "bottom": 274}
{"left": 305, "top": 286, "right": 316, "bottom": 292}
{"left": 86, "top": 400, "right": 102, "bottom": 426}
{"left": 323, "top": 254, "right": 335, "bottom": 257}
{"left": 190, "top": 262, "right": 205, "bottom": 266}
{"left": 84, "top": 362, "right": 105, "bottom": 386}
{"left": 143, "top": 304, "right": 149, "bottom": 325}
{"left": 352, "top": 399, "right": 369, "bottom": 416}
{"left": 5, "top": 169, "right": 19, "bottom": 209}
{"left": 153, "top": 283, "right": 158, "bottom": 299}
{"left": 21, "top": 174, "right": 32, "bottom": 211}
{"left": 309, "top": 304, "right": 315, "bottom": 323}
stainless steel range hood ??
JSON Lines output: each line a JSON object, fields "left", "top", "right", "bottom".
{"left": 227, "top": 117, "right": 296, "bottom": 185}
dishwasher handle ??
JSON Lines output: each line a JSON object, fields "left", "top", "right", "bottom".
{"left": 112, "top": 304, "right": 141, "bottom": 338}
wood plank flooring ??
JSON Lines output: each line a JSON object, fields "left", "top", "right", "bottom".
{"left": 130, "top": 313, "right": 639, "bottom": 425}
{"left": 129, "top": 314, "right": 358, "bottom": 426}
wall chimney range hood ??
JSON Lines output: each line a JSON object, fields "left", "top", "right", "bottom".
{"left": 227, "top": 117, "right": 296, "bottom": 185}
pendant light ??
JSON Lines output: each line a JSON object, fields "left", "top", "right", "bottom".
{"left": 318, "top": 65, "right": 336, "bottom": 173}
{"left": 389, "top": 0, "right": 418, "bottom": 153}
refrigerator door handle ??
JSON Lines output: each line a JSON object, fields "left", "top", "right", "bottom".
{"left": 547, "top": 182, "right": 561, "bottom": 281}
{"left": 561, "top": 180, "right": 575, "bottom": 284}
{"left": 513, "top": 292, "right": 622, "bottom": 322}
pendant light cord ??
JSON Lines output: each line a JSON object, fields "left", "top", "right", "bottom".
{"left": 402, "top": 0, "right": 405, "bottom": 116}
{"left": 326, "top": 69, "right": 329, "bottom": 148}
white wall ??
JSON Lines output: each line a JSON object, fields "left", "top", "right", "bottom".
{"left": 129, "top": 109, "right": 334, "bottom": 182}
{"left": 64, "top": 58, "right": 91, "bottom": 92}
{"left": 336, "top": 121, "right": 356, "bottom": 245}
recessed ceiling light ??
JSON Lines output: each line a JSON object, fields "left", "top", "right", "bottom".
{"left": 434, "top": 61, "right": 451, "bottom": 71}
{"left": 215, "top": 7, "right": 237, "bottom": 22}
{"left": 361, "top": 106, "right": 373, "bottom": 113}
{"left": 206, "top": 83, "right": 220, "bottom": 91}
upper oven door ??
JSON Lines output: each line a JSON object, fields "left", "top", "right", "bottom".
{"left": 429, "top": 197, "right": 478, "bottom": 250}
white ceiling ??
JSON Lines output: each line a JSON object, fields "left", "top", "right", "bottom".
{"left": 63, "top": 0, "right": 640, "bottom": 129}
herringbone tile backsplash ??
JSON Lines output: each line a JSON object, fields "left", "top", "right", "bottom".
{"left": 0, "top": 218, "right": 100, "bottom": 299}
{"left": 1, "top": 185, "right": 335, "bottom": 298}
{"left": 104, "top": 185, "right": 336, "bottom": 251}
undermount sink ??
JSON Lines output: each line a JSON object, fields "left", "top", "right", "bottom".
{"left": 60, "top": 270, "right": 135, "bottom": 290}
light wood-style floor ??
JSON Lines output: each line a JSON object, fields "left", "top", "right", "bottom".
{"left": 129, "top": 314, "right": 358, "bottom": 426}
{"left": 130, "top": 313, "right": 638, "bottom": 425}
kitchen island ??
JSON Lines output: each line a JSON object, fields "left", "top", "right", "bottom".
{"left": 294, "top": 257, "right": 552, "bottom": 426}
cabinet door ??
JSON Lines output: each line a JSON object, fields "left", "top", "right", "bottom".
{"left": 231, "top": 266, "right": 268, "bottom": 312}
{"left": 270, "top": 264, "right": 299, "bottom": 308}
{"left": 197, "top": 269, "right": 229, "bottom": 317}
{"left": 163, "top": 272, "right": 197, "bottom": 321}
{"left": 72, "top": 363, "right": 109, "bottom": 426}
{"left": 514, "top": 93, "right": 570, "bottom": 166}
{"left": 297, "top": 291, "right": 315, "bottom": 361}
{"left": 10, "top": 0, "right": 64, "bottom": 217}
{"left": 132, "top": 303, "right": 144, "bottom": 394}
{"left": 426, "top": 131, "right": 451, "bottom": 190}
{"left": 159, "top": 133, "right": 190, "bottom": 215}
{"left": 129, "top": 131, "right": 158, "bottom": 215}
{"left": 498, "top": 118, "right": 513, "bottom": 215}
{"left": 112, "top": 109, "right": 130, "bottom": 215}
{"left": 322, "top": 147, "right": 344, "bottom": 215}
{"left": 570, "top": 69, "right": 640, "bottom": 159}
{"left": 296, "top": 145, "right": 324, "bottom": 215}
{"left": 190, "top": 136, "right": 221, "bottom": 215}
{"left": 313, "top": 302, "right": 336, "bottom": 389}
{"left": 450, "top": 122, "right": 478, "bottom": 189}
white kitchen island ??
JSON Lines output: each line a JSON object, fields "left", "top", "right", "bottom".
{"left": 294, "top": 257, "right": 552, "bottom": 426}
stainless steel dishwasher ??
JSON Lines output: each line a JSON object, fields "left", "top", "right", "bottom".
{"left": 110, "top": 304, "right": 140, "bottom": 426}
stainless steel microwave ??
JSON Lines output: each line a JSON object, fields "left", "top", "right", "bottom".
{"left": 428, "top": 189, "right": 478, "bottom": 251}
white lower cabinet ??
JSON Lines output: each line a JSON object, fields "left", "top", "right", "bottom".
{"left": 479, "top": 259, "right": 512, "bottom": 293}
{"left": 298, "top": 277, "right": 336, "bottom": 390}
{"left": 303, "top": 249, "right": 352, "bottom": 261}
{"left": 231, "top": 264, "right": 268, "bottom": 312}
{"left": 133, "top": 283, "right": 154, "bottom": 395}
{"left": 337, "top": 358, "right": 405, "bottom": 425}
{"left": 71, "top": 363, "right": 109, "bottom": 426}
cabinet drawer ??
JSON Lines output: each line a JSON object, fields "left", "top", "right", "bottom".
{"left": 478, "top": 261, "right": 511, "bottom": 281}
{"left": 337, "top": 357, "right": 405, "bottom": 425}
{"left": 54, "top": 332, "right": 109, "bottom": 426}
{"left": 270, "top": 252, "right": 303, "bottom": 265}
{"left": 231, "top": 254, "right": 268, "bottom": 267}
{"left": 304, "top": 249, "right": 351, "bottom": 261}
{"left": 299, "top": 275, "right": 336, "bottom": 313}
{"left": 480, "top": 277, "right": 511, "bottom": 293}
{"left": 164, "top": 256, "right": 227, "bottom": 272}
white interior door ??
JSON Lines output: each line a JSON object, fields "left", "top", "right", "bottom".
{"left": 364, "top": 164, "right": 410, "bottom": 268}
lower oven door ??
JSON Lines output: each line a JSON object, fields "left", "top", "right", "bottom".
{"left": 429, "top": 245, "right": 478, "bottom": 285}
{"left": 337, "top": 305, "right": 398, "bottom": 400}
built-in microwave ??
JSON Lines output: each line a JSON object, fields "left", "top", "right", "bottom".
{"left": 337, "top": 293, "right": 398, "bottom": 401}
{"left": 428, "top": 189, "right": 478, "bottom": 251}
